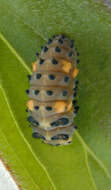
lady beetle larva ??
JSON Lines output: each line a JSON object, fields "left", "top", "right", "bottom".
{"left": 26, "top": 34, "right": 79, "bottom": 146}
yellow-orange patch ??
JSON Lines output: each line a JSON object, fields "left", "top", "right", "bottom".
{"left": 53, "top": 101, "right": 67, "bottom": 113}
{"left": 32, "top": 61, "right": 37, "bottom": 72}
{"left": 26, "top": 100, "right": 34, "bottom": 111}
{"left": 61, "top": 60, "right": 72, "bottom": 73}
{"left": 67, "top": 101, "right": 72, "bottom": 111}
{"left": 71, "top": 68, "right": 79, "bottom": 78}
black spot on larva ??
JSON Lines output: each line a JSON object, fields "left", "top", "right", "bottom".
{"left": 32, "top": 132, "right": 45, "bottom": 140}
{"left": 77, "top": 59, "right": 80, "bottom": 64}
{"left": 36, "top": 52, "right": 39, "bottom": 56}
{"left": 61, "top": 34, "right": 65, "bottom": 39}
{"left": 48, "top": 38, "right": 52, "bottom": 44}
{"left": 51, "top": 118, "right": 69, "bottom": 127}
{"left": 59, "top": 134, "right": 69, "bottom": 140}
{"left": 42, "top": 136, "right": 46, "bottom": 140}
{"left": 60, "top": 118, "right": 69, "bottom": 125}
{"left": 51, "top": 134, "right": 69, "bottom": 140}
{"left": 75, "top": 80, "right": 79, "bottom": 85}
{"left": 52, "top": 58, "right": 58, "bottom": 65}
{"left": 73, "top": 92, "right": 77, "bottom": 97}
{"left": 46, "top": 90, "right": 53, "bottom": 96}
{"left": 45, "top": 106, "right": 52, "bottom": 111}
{"left": 70, "top": 44, "right": 73, "bottom": 49}
{"left": 25, "top": 108, "right": 28, "bottom": 112}
{"left": 33, "top": 120, "right": 39, "bottom": 126}
{"left": 34, "top": 106, "right": 39, "bottom": 110}
{"left": 68, "top": 51, "right": 73, "bottom": 57}
{"left": 32, "top": 132, "right": 40, "bottom": 138}
{"left": 27, "top": 116, "right": 33, "bottom": 123}
{"left": 50, "top": 120, "right": 59, "bottom": 127}
{"left": 72, "top": 100, "right": 77, "bottom": 105}
{"left": 58, "top": 38, "right": 63, "bottom": 44}
{"left": 35, "top": 90, "right": 40, "bottom": 95}
{"left": 63, "top": 90, "right": 67, "bottom": 96}
{"left": 74, "top": 106, "right": 79, "bottom": 113}
{"left": 74, "top": 86, "right": 78, "bottom": 91}
{"left": 52, "top": 35, "right": 56, "bottom": 38}
{"left": 28, "top": 116, "right": 39, "bottom": 126}
{"left": 77, "top": 52, "right": 79, "bottom": 56}
{"left": 75, "top": 83, "right": 78, "bottom": 89}
{"left": 48, "top": 74, "right": 55, "bottom": 80}
{"left": 39, "top": 58, "right": 44, "bottom": 65}
{"left": 36, "top": 73, "right": 42, "bottom": 79}
{"left": 64, "top": 76, "right": 69, "bottom": 82}
{"left": 55, "top": 46, "right": 61, "bottom": 52}
{"left": 70, "top": 40, "right": 74, "bottom": 48}
{"left": 26, "top": 89, "right": 29, "bottom": 94}
{"left": 74, "top": 126, "right": 78, "bottom": 130}
{"left": 68, "top": 141, "right": 72, "bottom": 144}
{"left": 43, "top": 46, "right": 48, "bottom": 52}
{"left": 61, "top": 134, "right": 69, "bottom": 140}
{"left": 28, "top": 75, "right": 31, "bottom": 80}
{"left": 51, "top": 135, "right": 59, "bottom": 140}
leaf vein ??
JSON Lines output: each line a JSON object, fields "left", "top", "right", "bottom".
{"left": 0, "top": 128, "right": 40, "bottom": 190}
{"left": 75, "top": 131, "right": 111, "bottom": 179}
{"left": 0, "top": 84, "right": 57, "bottom": 190}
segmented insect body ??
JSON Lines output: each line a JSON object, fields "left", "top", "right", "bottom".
{"left": 26, "top": 34, "right": 79, "bottom": 146}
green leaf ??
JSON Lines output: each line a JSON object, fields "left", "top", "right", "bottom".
{"left": 0, "top": 0, "right": 111, "bottom": 189}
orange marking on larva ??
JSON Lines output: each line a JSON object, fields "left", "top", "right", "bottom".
{"left": 67, "top": 101, "right": 72, "bottom": 111}
{"left": 26, "top": 100, "right": 34, "bottom": 111}
{"left": 53, "top": 101, "right": 67, "bottom": 113}
{"left": 32, "top": 61, "right": 37, "bottom": 72}
{"left": 71, "top": 68, "right": 79, "bottom": 78}
{"left": 61, "top": 60, "right": 72, "bottom": 73}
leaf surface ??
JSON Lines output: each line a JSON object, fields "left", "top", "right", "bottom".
{"left": 0, "top": 0, "right": 111, "bottom": 189}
